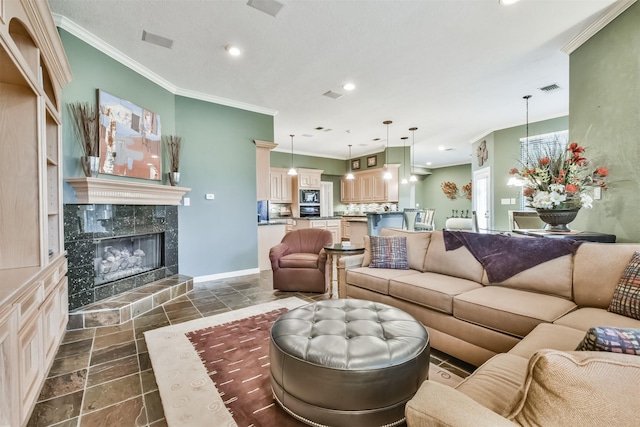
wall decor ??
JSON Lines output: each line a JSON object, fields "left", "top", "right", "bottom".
{"left": 441, "top": 181, "right": 459, "bottom": 200}
{"left": 476, "top": 140, "right": 488, "bottom": 166}
{"left": 461, "top": 181, "right": 472, "bottom": 200}
{"left": 98, "top": 89, "right": 162, "bottom": 180}
{"left": 352, "top": 159, "right": 361, "bottom": 170}
{"left": 367, "top": 155, "right": 377, "bottom": 167}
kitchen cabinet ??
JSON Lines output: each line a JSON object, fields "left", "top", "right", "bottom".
{"left": 297, "top": 168, "right": 323, "bottom": 189}
{"left": 340, "top": 165, "right": 399, "bottom": 203}
{"left": 270, "top": 168, "right": 293, "bottom": 203}
{"left": 293, "top": 219, "right": 341, "bottom": 243}
{"left": 258, "top": 223, "right": 286, "bottom": 271}
{"left": 0, "top": 1, "right": 71, "bottom": 423}
{"left": 255, "top": 140, "right": 277, "bottom": 201}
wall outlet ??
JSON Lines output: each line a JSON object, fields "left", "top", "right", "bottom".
{"left": 205, "top": 194, "right": 215, "bottom": 200}
{"left": 593, "top": 187, "right": 602, "bottom": 200}
{"left": 501, "top": 198, "right": 510, "bottom": 205}
{"left": 183, "top": 197, "right": 190, "bottom": 206}
{"left": 510, "top": 198, "right": 516, "bottom": 204}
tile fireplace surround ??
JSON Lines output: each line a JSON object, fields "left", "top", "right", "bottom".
{"left": 64, "top": 204, "right": 179, "bottom": 310}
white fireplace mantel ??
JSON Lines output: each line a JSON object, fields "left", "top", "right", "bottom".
{"left": 67, "top": 177, "right": 190, "bottom": 205}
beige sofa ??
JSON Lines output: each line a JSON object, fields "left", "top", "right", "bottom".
{"left": 337, "top": 228, "right": 640, "bottom": 425}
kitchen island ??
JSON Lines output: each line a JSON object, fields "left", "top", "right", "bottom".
{"left": 367, "top": 211, "right": 404, "bottom": 236}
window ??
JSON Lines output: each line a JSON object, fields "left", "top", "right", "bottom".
{"left": 518, "top": 130, "right": 568, "bottom": 210}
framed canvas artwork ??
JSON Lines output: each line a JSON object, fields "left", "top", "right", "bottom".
{"left": 352, "top": 159, "right": 361, "bottom": 170}
{"left": 98, "top": 90, "right": 162, "bottom": 180}
{"left": 367, "top": 156, "right": 377, "bottom": 167}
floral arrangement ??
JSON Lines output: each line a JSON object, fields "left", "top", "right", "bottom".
{"left": 441, "top": 181, "right": 458, "bottom": 200}
{"left": 509, "top": 142, "right": 608, "bottom": 210}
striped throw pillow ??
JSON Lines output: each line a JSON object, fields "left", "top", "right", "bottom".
{"left": 608, "top": 251, "right": 640, "bottom": 320}
{"left": 369, "top": 236, "right": 409, "bottom": 269}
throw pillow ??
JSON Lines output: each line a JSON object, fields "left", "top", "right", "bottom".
{"left": 575, "top": 326, "right": 640, "bottom": 355}
{"left": 608, "top": 251, "right": 640, "bottom": 320}
{"left": 369, "top": 236, "right": 409, "bottom": 269}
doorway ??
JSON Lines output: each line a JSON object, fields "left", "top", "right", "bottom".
{"left": 320, "top": 181, "right": 334, "bottom": 217}
{"left": 473, "top": 167, "right": 491, "bottom": 232}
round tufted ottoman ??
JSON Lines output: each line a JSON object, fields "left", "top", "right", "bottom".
{"left": 270, "top": 299, "right": 430, "bottom": 427}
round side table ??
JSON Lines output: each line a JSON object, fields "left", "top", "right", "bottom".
{"left": 324, "top": 243, "right": 365, "bottom": 298}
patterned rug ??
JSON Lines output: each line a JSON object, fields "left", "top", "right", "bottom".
{"left": 145, "top": 298, "right": 464, "bottom": 427}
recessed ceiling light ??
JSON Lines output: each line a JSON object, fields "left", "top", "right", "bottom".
{"left": 343, "top": 83, "right": 355, "bottom": 91}
{"left": 438, "top": 146, "right": 445, "bottom": 151}
{"left": 225, "top": 45, "right": 242, "bottom": 56}
{"left": 426, "top": 162, "right": 432, "bottom": 166}
{"left": 499, "top": 0, "right": 520, "bottom": 5}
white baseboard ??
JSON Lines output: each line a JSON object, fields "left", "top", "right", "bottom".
{"left": 193, "top": 268, "right": 261, "bottom": 283}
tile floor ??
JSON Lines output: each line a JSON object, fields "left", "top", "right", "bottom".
{"left": 28, "top": 271, "right": 475, "bottom": 427}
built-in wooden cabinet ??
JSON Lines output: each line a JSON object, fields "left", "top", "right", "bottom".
{"left": 0, "top": 1, "right": 72, "bottom": 425}
{"left": 293, "top": 219, "right": 341, "bottom": 243}
{"left": 255, "top": 140, "right": 277, "bottom": 201}
{"left": 297, "top": 168, "right": 323, "bottom": 189}
{"left": 340, "top": 165, "right": 399, "bottom": 203}
{"left": 270, "top": 167, "right": 293, "bottom": 203}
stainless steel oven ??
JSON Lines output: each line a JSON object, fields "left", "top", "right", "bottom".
{"left": 299, "top": 205, "right": 320, "bottom": 217}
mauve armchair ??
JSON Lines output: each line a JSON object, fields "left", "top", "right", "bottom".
{"left": 269, "top": 228, "right": 333, "bottom": 293}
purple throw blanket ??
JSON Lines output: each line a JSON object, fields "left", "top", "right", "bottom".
{"left": 443, "top": 231, "right": 583, "bottom": 283}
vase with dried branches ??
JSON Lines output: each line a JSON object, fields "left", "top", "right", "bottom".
{"left": 68, "top": 102, "right": 101, "bottom": 177}
{"left": 163, "top": 135, "right": 182, "bottom": 186}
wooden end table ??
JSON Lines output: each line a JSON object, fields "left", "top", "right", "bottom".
{"left": 324, "top": 244, "right": 365, "bottom": 298}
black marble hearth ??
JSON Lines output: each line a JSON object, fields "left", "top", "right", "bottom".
{"left": 64, "top": 204, "right": 179, "bottom": 310}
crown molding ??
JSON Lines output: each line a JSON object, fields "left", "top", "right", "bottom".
{"left": 562, "top": 0, "right": 637, "bottom": 54}
{"left": 52, "top": 14, "right": 278, "bottom": 117}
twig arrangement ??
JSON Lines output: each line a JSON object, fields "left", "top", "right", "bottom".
{"left": 68, "top": 102, "right": 100, "bottom": 157}
{"left": 163, "top": 135, "right": 182, "bottom": 172}
{"left": 441, "top": 181, "right": 459, "bottom": 200}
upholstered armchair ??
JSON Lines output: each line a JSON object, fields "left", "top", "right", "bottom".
{"left": 269, "top": 228, "right": 333, "bottom": 293}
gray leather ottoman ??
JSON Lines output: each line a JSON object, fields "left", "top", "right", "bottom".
{"left": 270, "top": 299, "right": 430, "bottom": 427}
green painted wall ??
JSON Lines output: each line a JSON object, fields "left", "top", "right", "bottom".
{"left": 569, "top": 2, "right": 640, "bottom": 242}
{"left": 59, "top": 30, "right": 274, "bottom": 277}
{"left": 473, "top": 117, "right": 569, "bottom": 231}
{"left": 421, "top": 164, "right": 472, "bottom": 229}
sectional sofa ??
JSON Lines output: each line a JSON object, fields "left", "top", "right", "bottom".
{"left": 337, "top": 228, "right": 640, "bottom": 425}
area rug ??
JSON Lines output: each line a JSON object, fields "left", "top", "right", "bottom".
{"left": 145, "top": 297, "right": 464, "bottom": 427}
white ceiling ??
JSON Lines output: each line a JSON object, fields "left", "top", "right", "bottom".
{"left": 49, "top": 0, "right": 619, "bottom": 168}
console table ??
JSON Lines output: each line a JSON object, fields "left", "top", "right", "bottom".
{"left": 324, "top": 244, "right": 365, "bottom": 297}
{"left": 512, "top": 229, "right": 616, "bottom": 243}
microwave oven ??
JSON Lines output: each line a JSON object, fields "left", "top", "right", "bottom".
{"left": 300, "top": 189, "right": 320, "bottom": 205}
{"left": 299, "top": 205, "right": 320, "bottom": 217}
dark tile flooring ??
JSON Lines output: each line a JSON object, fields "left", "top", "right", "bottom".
{"left": 28, "top": 271, "right": 475, "bottom": 426}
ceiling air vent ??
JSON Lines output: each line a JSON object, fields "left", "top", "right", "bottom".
{"left": 323, "top": 90, "right": 343, "bottom": 100}
{"left": 142, "top": 31, "right": 174, "bottom": 49}
{"left": 539, "top": 83, "right": 561, "bottom": 93}
{"left": 302, "top": 134, "right": 313, "bottom": 137}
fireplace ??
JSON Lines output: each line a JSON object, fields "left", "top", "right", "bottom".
{"left": 94, "top": 233, "right": 163, "bottom": 286}
{"left": 64, "top": 204, "right": 179, "bottom": 310}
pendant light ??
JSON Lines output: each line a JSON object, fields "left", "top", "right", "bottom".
{"left": 346, "top": 144, "right": 355, "bottom": 180}
{"left": 383, "top": 120, "right": 392, "bottom": 180}
{"left": 400, "top": 137, "right": 409, "bottom": 184}
{"left": 287, "top": 134, "right": 297, "bottom": 176}
{"left": 507, "top": 95, "right": 531, "bottom": 187}
{"left": 409, "top": 127, "right": 418, "bottom": 182}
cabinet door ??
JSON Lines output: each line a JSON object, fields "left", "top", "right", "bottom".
{"left": 327, "top": 226, "right": 340, "bottom": 244}
{"left": 341, "top": 179, "right": 354, "bottom": 203}
{"left": 281, "top": 174, "right": 292, "bottom": 203}
{"left": 18, "top": 313, "right": 44, "bottom": 423}
{"left": 372, "top": 174, "right": 387, "bottom": 202}
{"left": 360, "top": 174, "right": 374, "bottom": 202}
{"left": 270, "top": 173, "right": 282, "bottom": 201}
{"left": 0, "top": 308, "right": 19, "bottom": 427}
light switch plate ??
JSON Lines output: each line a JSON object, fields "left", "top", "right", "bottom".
{"left": 205, "top": 194, "right": 215, "bottom": 200}
{"left": 183, "top": 197, "right": 190, "bottom": 206}
{"left": 593, "top": 187, "right": 602, "bottom": 200}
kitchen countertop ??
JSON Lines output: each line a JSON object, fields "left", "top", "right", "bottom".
{"left": 258, "top": 220, "right": 287, "bottom": 226}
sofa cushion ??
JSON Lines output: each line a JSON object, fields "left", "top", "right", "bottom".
{"left": 380, "top": 228, "right": 431, "bottom": 272}
{"left": 608, "top": 251, "right": 640, "bottom": 320}
{"left": 279, "top": 253, "right": 320, "bottom": 269}
{"left": 508, "top": 323, "right": 587, "bottom": 360}
{"left": 481, "top": 254, "right": 573, "bottom": 299}
{"left": 455, "top": 353, "right": 529, "bottom": 417}
{"left": 369, "top": 236, "right": 409, "bottom": 269}
{"left": 573, "top": 243, "right": 640, "bottom": 309}
{"left": 576, "top": 326, "right": 640, "bottom": 355}
{"left": 389, "top": 272, "right": 482, "bottom": 315}
{"left": 424, "top": 231, "right": 484, "bottom": 283}
{"left": 509, "top": 350, "right": 640, "bottom": 426}
{"left": 345, "top": 267, "right": 417, "bottom": 295}
{"left": 553, "top": 307, "right": 640, "bottom": 331}
{"left": 454, "top": 287, "right": 577, "bottom": 338}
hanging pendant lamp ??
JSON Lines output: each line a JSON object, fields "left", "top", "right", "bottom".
{"left": 383, "top": 120, "right": 392, "bottom": 180}
{"left": 507, "top": 96, "right": 531, "bottom": 187}
{"left": 401, "top": 136, "right": 409, "bottom": 184}
{"left": 287, "top": 134, "right": 297, "bottom": 176}
{"left": 409, "top": 127, "right": 418, "bottom": 182}
{"left": 346, "top": 144, "right": 355, "bottom": 180}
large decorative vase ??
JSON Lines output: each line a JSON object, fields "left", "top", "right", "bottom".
{"left": 536, "top": 208, "right": 580, "bottom": 232}
{"left": 168, "top": 171, "right": 180, "bottom": 186}
{"left": 81, "top": 155, "right": 100, "bottom": 177}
